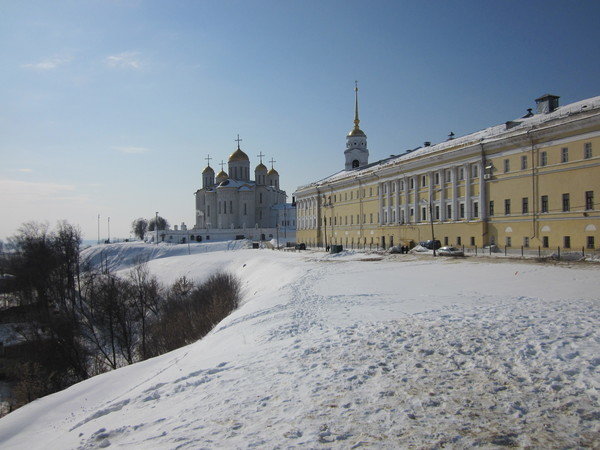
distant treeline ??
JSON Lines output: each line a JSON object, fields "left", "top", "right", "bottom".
{"left": 0, "top": 221, "right": 240, "bottom": 414}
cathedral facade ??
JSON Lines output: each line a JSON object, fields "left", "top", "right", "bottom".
{"left": 194, "top": 138, "right": 287, "bottom": 233}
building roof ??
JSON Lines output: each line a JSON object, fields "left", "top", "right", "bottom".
{"left": 296, "top": 94, "right": 600, "bottom": 192}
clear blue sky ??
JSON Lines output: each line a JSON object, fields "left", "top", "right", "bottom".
{"left": 1, "top": 0, "right": 599, "bottom": 241}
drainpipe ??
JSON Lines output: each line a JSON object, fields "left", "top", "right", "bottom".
{"left": 479, "top": 141, "right": 488, "bottom": 245}
{"left": 527, "top": 129, "right": 537, "bottom": 240}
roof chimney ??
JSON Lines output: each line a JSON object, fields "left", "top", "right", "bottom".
{"left": 424, "top": 141, "right": 431, "bottom": 147}
{"left": 447, "top": 132, "right": 455, "bottom": 141}
{"left": 535, "top": 94, "right": 560, "bottom": 114}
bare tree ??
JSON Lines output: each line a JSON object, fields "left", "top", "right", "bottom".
{"left": 131, "top": 218, "right": 148, "bottom": 240}
{"left": 148, "top": 216, "right": 169, "bottom": 232}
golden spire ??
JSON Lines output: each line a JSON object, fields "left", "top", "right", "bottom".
{"left": 354, "top": 80, "right": 360, "bottom": 130}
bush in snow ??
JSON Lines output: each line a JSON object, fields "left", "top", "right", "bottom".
{"left": 145, "top": 272, "right": 241, "bottom": 358}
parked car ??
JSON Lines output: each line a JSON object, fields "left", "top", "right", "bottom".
{"left": 419, "top": 240, "right": 442, "bottom": 250}
{"left": 438, "top": 246, "right": 465, "bottom": 256}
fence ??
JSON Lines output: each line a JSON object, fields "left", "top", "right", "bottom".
{"left": 300, "top": 241, "right": 599, "bottom": 261}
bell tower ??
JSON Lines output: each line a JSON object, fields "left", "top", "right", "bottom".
{"left": 345, "top": 81, "right": 369, "bottom": 170}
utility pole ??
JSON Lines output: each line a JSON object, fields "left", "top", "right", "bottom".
{"left": 429, "top": 202, "right": 437, "bottom": 257}
{"left": 155, "top": 212, "right": 159, "bottom": 245}
{"left": 108, "top": 216, "right": 110, "bottom": 243}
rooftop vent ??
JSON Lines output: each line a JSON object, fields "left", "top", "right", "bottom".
{"left": 522, "top": 108, "right": 534, "bottom": 118}
{"left": 535, "top": 94, "right": 560, "bottom": 114}
{"left": 447, "top": 132, "right": 455, "bottom": 141}
{"left": 505, "top": 120, "right": 521, "bottom": 130}
{"left": 424, "top": 141, "right": 431, "bottom": 147}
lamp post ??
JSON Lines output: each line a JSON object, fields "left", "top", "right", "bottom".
{"left": 421, "top": 199, "right": 437, "bottom": 256}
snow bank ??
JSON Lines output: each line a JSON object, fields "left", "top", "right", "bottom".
{"left": 0, "top": 247, "right": 598, "bottom": 448}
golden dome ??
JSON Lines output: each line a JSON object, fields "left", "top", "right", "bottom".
{"left": 255, "top": 163, "right": 267, "bottom": 172}
{"left": 202, "top": 165, "right": 214, "bottom": 174}
{"left": 267, "top": 167, "right": 279, "bottom": 176}
{"left": 347, "top": 127, "right": 366, "bottom": 137}
{"left": 228, "top": 148, "right": 250, "bottom": 162}
{"left": 216, "top": 170, "right": 228, "bottom": 180}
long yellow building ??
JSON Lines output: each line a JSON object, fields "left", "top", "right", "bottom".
{"left": 294, "top": 90, "right": 599, "bottom": 253}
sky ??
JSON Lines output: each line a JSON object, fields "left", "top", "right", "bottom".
{"left": 1, "top": 0, "right": 599, "bottom": 241}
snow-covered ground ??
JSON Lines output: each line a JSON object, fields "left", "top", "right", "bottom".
{"left": 0, "top": 243, "right": 599, "bottom": 448}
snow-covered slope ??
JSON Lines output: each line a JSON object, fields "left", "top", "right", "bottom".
{"left": 0, "top": 244, "right": 599, "bottom": 448}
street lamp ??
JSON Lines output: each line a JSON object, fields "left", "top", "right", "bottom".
{"left": 421, "top": 199, "right": 437, "bottom": 256}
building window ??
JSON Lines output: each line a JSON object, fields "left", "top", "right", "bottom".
{"left": 543, "top": 236, "right": 549, "bottom": 248}
{"left": 369, "top": 187, "right": 373, "bottom": 197}
{"left": 457, "top": 236, "right": 462, "bottom": 246}
{"left": 587, "top": 236, "right": 595, "bottom": 249}
{"left": 506, "top": 236, "right": 512, "bottom": 247}
{"left": 585, "top": 191, "right": 594, "bottom": 210}
{"left": 207, "top": 205, "right": 210, "bottom": 217}
{"left": 434, "top": 173, "right": 440, "bottom": 185}
{"left": 521, "top": 155, "right": 527, "bottom": 170}
{"left": 399, "top": 180, "right": 404, "bottom": 190}
{"left": 391, "top": 183, "right": 395, "bottom": 193}
{"left": 504, "top": 199, "right": 511, "bottom": 215}
{"left": 410, "top": 178, "right": 414, "bottom": 189}
{"left": 563, "top": 236, "right": 571, "bottom": 249}
{"left": 260, "top": 193, "right": 263, "bottom": 203}
{"left": 541, "top": 195, "right": 548, "bottom": 213}
{"left": 459, "top": 203, "right": 465, "bottom": 219}
{"left": 561, "top": 147, "right": 569, "bottom": 163}
{"left": 244, "top": 203, "right": 247, "bottom": 215}
{"left": 489, "top": 200, "right": 494, "bottom": 216}
{"left": 445, "top": 169, "right": 451, "bottom": 182}
{"left": 584, "top": 142, "right": 592, "bottom": 159}
{"left": 458, "top": 167, "right": 464, "bottom": 180}
{"left": 471, "top": 164, "right": 478, "bottom": 178}
{"left": 503, "top": 159, "right": 510, "bottom": 173}
{"left": 370, "top": 213, "right": 373, "bottom": 224}
{"left": 447, "top": 204, "right": 452, "bottom": 219}
{"left": 422, "top": 175, "right": 427, "bottom": 187}
{"left": 223, "top": 202, "right": 226, "bottom": 214}
{"left": 422, "top": 207, "right": 427, "bottom": 221}
{"left": 540, "top": 151, "right": 548, "bottom": 166}
{"left": 410, "top": 208, "right": 414, "bottom": 217}
{"left": 230, "top": 201, "right": 233, "bottom": 212}
{"left": 444, "top": 236, "right": 449, "bottom": 245}
{"left": 522, "top": 197, "right": 529, "bottom": 214}
{"left": 523, "top": 236, "right": 529, "bottom": 248}
{"left": 470, "top": 236, "right": 475, "bottom": 246}
{"left": 435, "top": 205, "right": 440, "bottom": 220}
{"left": 473, "top": 201, "right": 479, "bottom": 218}
{"left": 562, "top": 193, "right": 570, "bottom": 212}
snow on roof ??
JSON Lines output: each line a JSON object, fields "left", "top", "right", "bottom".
{"left": 297, "top": 95, "right": 600, "bottom": 192}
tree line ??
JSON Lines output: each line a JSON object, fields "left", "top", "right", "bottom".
{"left": 0, "top": 221, "right": 240, "bottom": 413}
{"left": 131, "top": 215, "right": 169, "bottom": 241}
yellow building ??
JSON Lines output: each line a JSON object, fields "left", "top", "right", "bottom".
{"left": 294, "top": 90, "right": 600, "bottom": 253}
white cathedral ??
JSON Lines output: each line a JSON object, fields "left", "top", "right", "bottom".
{"left": 191, "top": 137, "right": 292, "bottom": 241}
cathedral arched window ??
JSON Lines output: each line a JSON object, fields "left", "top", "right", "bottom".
{"left": 352, "top": 159, "right": 359, "bottom": 168}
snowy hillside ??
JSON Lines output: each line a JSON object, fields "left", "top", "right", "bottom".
{"left": 0, "top": 243, "right": 599, "bottom": 448}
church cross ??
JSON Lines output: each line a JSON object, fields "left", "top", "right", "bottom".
{"left": 205, "top": 154, "right": 212, "bottom": 167}
{"left": 219, "top": 160, "right": 226, "bottom": 171}
{"left": 257, "top": 152, "right": 265, "bottom": 164}
{"left": 269, "top": 158, "right": 276, "bottom": 169}
{"left": 234, "top": 134, "right": 243, "bottom": 149}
